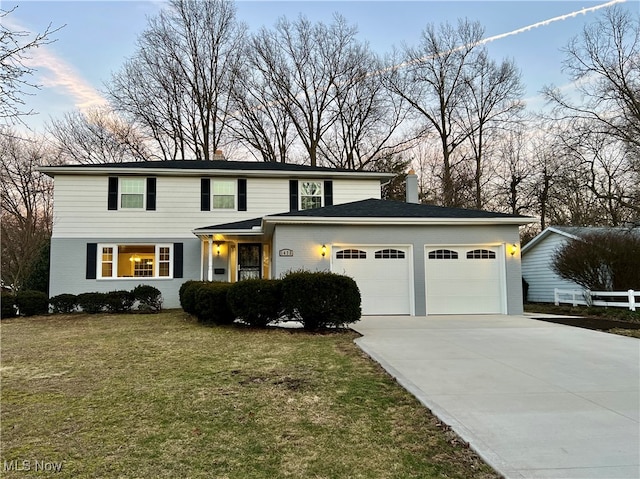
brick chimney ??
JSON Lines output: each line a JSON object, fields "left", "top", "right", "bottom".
{"left": 213, "top": 149, "right": 226, "bottom": 161}
{"left": 406, "top": 169, "right": 419, "bottom": 203}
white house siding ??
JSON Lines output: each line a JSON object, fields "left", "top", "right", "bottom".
{"left": 271, "top": 223, "right": 524, "bottom": 316}
{"left": 49, "top": 237, "right": 202, "bottom": 309}
{"left": 521, "top": 234, "right": 581, "bottom": 303}
{"left": 51, "top": 175, "right": 382, "bottom": 238}
{"left": 332, "top": 179, "right": 381, "bottom": 203}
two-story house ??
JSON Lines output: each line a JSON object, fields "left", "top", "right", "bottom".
{"left": 41, "top": 159, "right": 533, "bottom": 315}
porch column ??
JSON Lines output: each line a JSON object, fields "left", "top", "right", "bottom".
{"left": 199, "top": 238, "right": 204, "bottom": 281}
{"left": 207, "top": 236, "right": 214, "bottom": 281}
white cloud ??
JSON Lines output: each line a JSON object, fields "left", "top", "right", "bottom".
{"left": 26, "top": 45, "right": 109, "bottom": 111}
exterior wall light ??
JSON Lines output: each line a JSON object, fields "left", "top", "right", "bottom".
{"left": 215, "top": 243, "right": 221, "bottom": 256}
{"left": 321, "top": 244, "right": 327, "bottom": 257}
{"left": 509, "top": 244, "right": 518, "bottom": 256}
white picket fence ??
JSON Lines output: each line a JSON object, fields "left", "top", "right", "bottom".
{"left": 554, "top": 288, "right": 639, "bottom": 311}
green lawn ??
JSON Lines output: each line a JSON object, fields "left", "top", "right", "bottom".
{"left": 1, "top": 312, "right": 498, "bottom": 478}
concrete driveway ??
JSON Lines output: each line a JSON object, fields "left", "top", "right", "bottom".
{"left": 351, "top": 315, "right": 640, "bottom": 479}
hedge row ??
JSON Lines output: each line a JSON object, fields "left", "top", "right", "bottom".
{"left": 180, "top": 272, "right": 361, "bottom": 330}
{"left": 1, "top": 285, "right": 163, "bottom": 319}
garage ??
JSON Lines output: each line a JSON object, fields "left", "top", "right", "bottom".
{"left": 332, "top": 245, "right": 412, "bottom": 315}
{"left": 425, "top": 245, "right": 505, "bottom": 314}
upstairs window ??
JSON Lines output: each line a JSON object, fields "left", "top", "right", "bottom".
{"left": 300, "top": 181, "right": 323, "bottom": 210}
{"left": 212, "top": 180, "right": 235, "bottom": 209}
{"left": 120, "top": 178, "right": 145, "bottom": 209}
{"left": 108, "top": 177, "right": 155, "bottom": 211}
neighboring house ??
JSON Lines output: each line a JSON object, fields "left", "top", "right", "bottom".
{"left": 41, "top": 160, "right": 534, "bottom": 315}
{"left": 521, "top": 226, "right": 633, "bottom": 303}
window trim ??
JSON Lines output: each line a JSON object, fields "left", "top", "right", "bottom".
{"left": 299, "top": 180, "right": 324, "bottom": 211}
{"left": 97, "top": 243, "right": 174, "bottom": 279}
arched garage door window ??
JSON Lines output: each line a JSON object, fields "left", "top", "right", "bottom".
{"left": 428, "top": 249, "right": 458, "bottom": 259}
{"left": 375, "top": 249, "right": 405, "bottom": 259}
{"left": 466, "top": 249, "right": 496, "bottom": 259}
{"left": 336, "top": 249, "right": 367, "bottom": 259}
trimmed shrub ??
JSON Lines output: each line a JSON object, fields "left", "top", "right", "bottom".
{"left": 179, "top": 280, "right": 206, "bottom": 315}
{"left": 133, "top": 284, "right": 163, "bottom": 313}
{"left": 104, "top": 290, "right": 135, "bottom": 313}
{"left": 194, "top": 282, "right": 235, "bottom": 324}
{"left": 50, "top": 294, "right": 78, "bottom": 314}
{"left": 15, "top": 290, "right": 49, "bottom": 317}
{"left": 1, "top": 292, "right": 17, "bottom": 319}
{"left": 282, "top": 271, "right": 361, "bottom": 330}
{"left": 228, "top": 279, "right": 283, "bottom": 327}
{"left": 77, "top": 292, "right": 107, "bottom": 314}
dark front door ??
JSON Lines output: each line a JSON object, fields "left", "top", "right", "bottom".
{"left": 238, "top": 243, "right": 261, "bottom": 281}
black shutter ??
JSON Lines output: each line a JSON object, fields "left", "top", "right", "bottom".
{"left": 173, "top": 243, "right": 183, "bottom": 278}
{"left": 289, "top": 180, "right": 298, "bottom": 212}
{"left": 324, "top": 180, "right": 333, "bottom": 207}
{"left": 200, "top": 178, "right": 210, "bottom": 211}
{"left": 146, "top": 177, "right": 156, "bottom": 211}
{"left": 108, "top": 177, "right": 118, "bottom": 210}
{"left": 238, "top": 179, "right": 247, "bottom": 211}
{"left": 86, "top": 243, "right": 97, "bottom": 279}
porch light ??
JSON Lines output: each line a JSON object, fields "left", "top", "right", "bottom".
{"left": 509, "top": 244, "right": 518, "bottom": 256}
{"left": 321, "top": 244, "right": 327, "bottom": 257}
{"left": 215, "top": 243, "right": 221, "bottom": 256}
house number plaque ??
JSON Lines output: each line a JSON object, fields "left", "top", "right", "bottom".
{"left": 279, "top": 249, "right": 294, "bottom": 257}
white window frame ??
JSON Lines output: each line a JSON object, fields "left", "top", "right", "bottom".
{"left": 97, "top": 244, "right": 173, "bottom": 279}
{"left": 120, "top": 178, "right": 146, "bottom": 210}
{"left": 299, "top": 180, "right": 323, "bottom": 210}
{"left": 211, "top": 179, "right": 236, "bottom": 210}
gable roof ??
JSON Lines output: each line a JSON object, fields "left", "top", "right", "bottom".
{"left": 39, "top": 159, "right": 394, "bottom": 180}
{"left": 193, "top": 199, "right": 534, "bottom": 235}
{"left": 521, "top": 225, "right": 640, "bottom": 255}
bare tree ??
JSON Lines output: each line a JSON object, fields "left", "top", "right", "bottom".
{"left": 47, "top": 107, "right": 151, "bottom": 164}
{"left": 320, "top": 46, "right": 411, "bottom": 170}
{"left": 460, "top": 52, "right": 524, "bottom": 208}
{"left": 0, "top": 130, "right": 54, "bottom": 289}
{"left": 250, "top": 14, "right": 363, "bottom": 167}
{"left": 490, "top": 125, "right": 535, "bottom": 216}
{"left": 0, "top": 7, "right": 63, "bottom": 127}
{"left": 555, "top": 122, "right": 639, "bottom": 225}
{"left": 107, "top": 0, "right": 246, "bottom": 161}
{"left": 544, "top": 6, "right": 640, "bottom": 153}
{"left": 384, "top": 19, "right": 485, "bottom": 206}
{"left": 229, "top": 60, "right": 295, "bottom": 163}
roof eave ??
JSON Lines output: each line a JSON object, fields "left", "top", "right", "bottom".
{"left": 521, "top": 225, "right": 578, "bottom": 254}
{"left": 263, "top": 216, "right": 536, "bottom": 226}
{"left": 37, "top": 166, "right": 394, "bottom": 181}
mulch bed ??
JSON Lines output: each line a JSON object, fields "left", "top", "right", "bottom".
{"left": 531, "top": 316, "right": 640, "bottom": 331}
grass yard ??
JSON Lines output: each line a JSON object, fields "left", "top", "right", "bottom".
{"left": 1, "top": 312, "right": 498, "bottom": 479}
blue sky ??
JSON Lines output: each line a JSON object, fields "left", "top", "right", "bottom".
{"left": 7, "top": 0, "right": 636, "bottom": 133}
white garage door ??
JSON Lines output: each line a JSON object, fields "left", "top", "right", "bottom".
{"left": 332, "top": 246, "right": 412, "bottom": 315}
{"left": 425, "top": 245, "right": 504, "bottom": 314}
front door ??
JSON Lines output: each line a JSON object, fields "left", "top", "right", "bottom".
{"left": 238, "top": 243, "right": 261, "bottom": 281}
